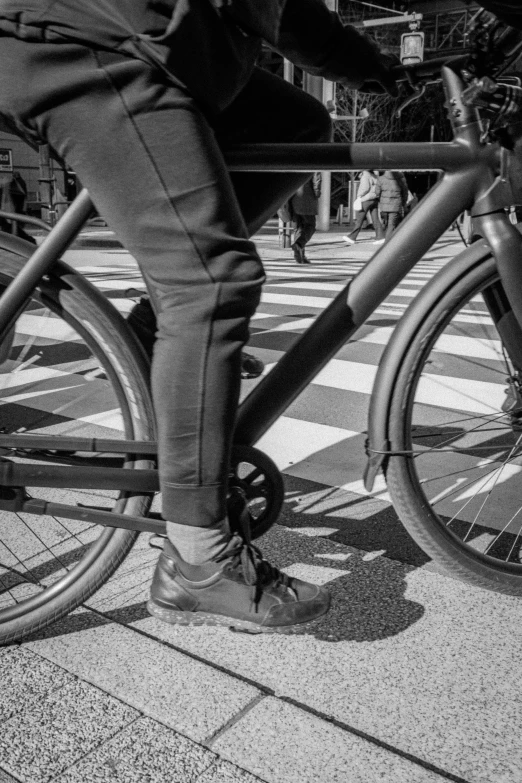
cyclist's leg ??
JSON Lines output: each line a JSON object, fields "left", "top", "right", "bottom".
{"left": 0, "top": 39, "right": 330, "bottom": 629}
{"left": 0, "top": 41, "right": 260, "bottom": 536}
{"left": 215, "top": 67, "right": 332, "bottom": 237}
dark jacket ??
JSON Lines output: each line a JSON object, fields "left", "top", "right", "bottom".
{"left": 291, "top": 173, "right": 321, "bottom": 216}
{"left": 478, "top": 1, "right": 522, "bottom": 28}
{"left": 377, "top": 171, "right": 408, "bottom": 213}
{"left": 0, "top": 0, "right": 389, "bottom": 115}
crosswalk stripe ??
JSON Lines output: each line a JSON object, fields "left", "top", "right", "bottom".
{"left": 259, "top": 357, "right": 505, "bottom": 415}
{"left": 14, "top": 236, "right": 503, "bottom": 502}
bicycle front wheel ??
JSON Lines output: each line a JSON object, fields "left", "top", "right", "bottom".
{"left": 386, "top": 254, "right": 522, "bottom": 595}
{"left": 0, "top": 247, "right": 156, "bottom": 644}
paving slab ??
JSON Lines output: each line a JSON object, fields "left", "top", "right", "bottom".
{"left": 0, "top": 647, "right": 75, "bottom": 722}
{"left": 196, "top": 760, "right": 265, "bottom": 783}
{"left": 212, "top": 697, "right": 444, "bottom": 783}
{"left": 125, "top": 523, "right": 522, "bottom": 783}
{"left": 25, "top": 611, "right": 260, "bottom": 742}
{"left": 0, "top": 677, "right": 138, "bottom": 783}
{"left": 0, "top": 769, "right": 17, "bottom": 783}
{"left": 55, "top": 717, "right": 215, "bottom": 783}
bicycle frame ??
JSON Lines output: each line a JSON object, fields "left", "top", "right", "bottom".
{"left": 2, "top": 65, "right": 522, "bottom": 533}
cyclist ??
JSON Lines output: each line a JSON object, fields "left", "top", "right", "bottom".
{"left": 0, "top": 0, "right": 396, "bottom": 633}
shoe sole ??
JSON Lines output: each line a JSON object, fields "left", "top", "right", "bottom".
{"left": 146, "top": 599, "right": 328, "bottom": 635}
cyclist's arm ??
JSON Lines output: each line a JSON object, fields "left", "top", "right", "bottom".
{"left": 275, "top": 0, "right": 396, "bottom": 93}
{"left": 477, "top": 1, "right": 522, "bottom": 28}
{"left": 224, "top": 0, "right": 396, "bottom": 94}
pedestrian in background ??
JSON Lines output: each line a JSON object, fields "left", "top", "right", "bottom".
{"left": 0, "top": 170, "right": 35, "bottom": 244}
{"left": 378, "top": 170, "right": 408, "bottom": 240}
{"left": 290, "top": 172, "right": 321, "bottom": 264}
{"left": 343, "top": 169, "right": 384, "bottom": 245}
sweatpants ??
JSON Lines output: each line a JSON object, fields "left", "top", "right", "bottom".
{"left": 0, "top": 38, "right": 331, "bottom": 532}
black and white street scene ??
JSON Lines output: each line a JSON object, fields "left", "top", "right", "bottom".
{"left": 1, "top": 1, "right": 522, "bottom": 782}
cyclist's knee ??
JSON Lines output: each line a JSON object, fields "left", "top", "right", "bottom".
{"left": 315, "top": 102, "right": 334, "bottom": 143}
{"left": 301, "top": 97, "right": 333, "bottom": 143}
{"left": 154, "top": 254, "right": 264, "bottom": 335}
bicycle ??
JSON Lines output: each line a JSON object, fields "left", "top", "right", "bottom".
{"left": 2, "top": 14, "right": 522, "bottom": 644}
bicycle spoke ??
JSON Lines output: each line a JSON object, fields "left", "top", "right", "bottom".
{"left": 387, "top": 261, "right": 522, "bottom": 586}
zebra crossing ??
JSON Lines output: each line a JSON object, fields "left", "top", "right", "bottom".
{"left": 0, "top": 228, "right": 505, "bottom": 521}
{"left": 59, "top": 229, "right": 497, "bottom": 513}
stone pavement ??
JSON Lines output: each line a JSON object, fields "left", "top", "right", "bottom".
{"left": 1, "top": 225, "right": 521, "bottom": 783}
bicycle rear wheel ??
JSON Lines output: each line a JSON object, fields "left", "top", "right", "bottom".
{"left": 386, "top": 254, "right": 522, "bottom": 594}
{"left": 0, "top": 246, "right": 156, "bottom": 644}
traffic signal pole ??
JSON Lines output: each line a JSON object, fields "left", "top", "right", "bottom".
{"left": 303, "top": 0, "right": 337, "bottom": 232}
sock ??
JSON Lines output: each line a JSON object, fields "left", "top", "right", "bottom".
{"left": 166, "top": 517, "right": 231, "bottom": 565}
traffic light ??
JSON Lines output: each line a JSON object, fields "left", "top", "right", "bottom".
{"left": 400, "top": 31, "right": 425, "bottom": 65}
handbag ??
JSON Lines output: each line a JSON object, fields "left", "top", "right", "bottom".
{"left": 353, "top": 196, "right": 363, "bottom": 212}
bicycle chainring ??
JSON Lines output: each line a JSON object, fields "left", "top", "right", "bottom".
{"left": 228, "top": 445, "right": 284, "bottom": 540}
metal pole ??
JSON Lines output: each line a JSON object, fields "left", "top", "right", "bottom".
{"left": 304, "top": 71, "right": 330, "bottom": 231}
{"left": 38, "top": 144, "right": 55, "bottom": 226}
{"left": 280, "top": 59, "right": 295, "bottom": 248}
{"left": 350, "top": 91, "right": 358, "bottom": 226}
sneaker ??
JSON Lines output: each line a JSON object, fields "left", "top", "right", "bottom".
{"left": 342, "top": 236, "right": 355, "bottom": 245}
{"left": 373, "top": 238, "right": 385, "bottom": 245}
{"left": 127, "top": 297, "right": 265, "bottom": 379}
{"left": 147, "top": 534, "right": 330, "bottom": 633}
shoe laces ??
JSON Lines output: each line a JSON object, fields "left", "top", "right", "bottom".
{"left": 215, "top": 533, "right": 290, "bottom": 592}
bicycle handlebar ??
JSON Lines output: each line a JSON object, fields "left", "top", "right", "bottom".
{"left": 391, "top": 54, "right": 470, "bottom": 86}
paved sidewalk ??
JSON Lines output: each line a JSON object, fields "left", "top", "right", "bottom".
{"left": 2, "top": 227, "right": 521, "bottom": 783}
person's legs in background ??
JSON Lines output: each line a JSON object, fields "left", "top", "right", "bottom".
{"left": 367, "top": 202, "right": 384, "bottom": 243}
{"left": 343, "top": 201, "right": 372, "bottom": 244}
{"left": 292, "top": 214, "right": 316, "bottom": 263}
{"left": 384, "top": 210, "right": 401, "bottom": 240}
{"left": 381, "top": 211, "right": 389, "bottom": 238}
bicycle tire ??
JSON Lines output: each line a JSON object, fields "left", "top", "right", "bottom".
{"left": 0, "top": 244, "right": 156, "bottom": 644}
{"left": 385, "top": 251, "right": 522, "bottom": 594}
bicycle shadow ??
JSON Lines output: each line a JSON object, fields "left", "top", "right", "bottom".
{"left": 258, "top": 511, "right": 425, "bottom": 643}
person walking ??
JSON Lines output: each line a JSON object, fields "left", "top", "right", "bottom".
{"left": 0, "top": 0, "right": 396, "bottom": 634}
{"left": 342, "top": 169, "right": 384, "bottom": 245}
{"left": 290, "top": 172, "right": 321, "bottom": 264}
{"left": 378, "top": 170, "right": 408, "bottom": 240}
{"left": 0, "top": 170, "right": 35, "bottom": 244}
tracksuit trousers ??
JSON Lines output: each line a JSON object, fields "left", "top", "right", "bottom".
{"left": 0, "top": 38, "right": 331, "bottom": 532}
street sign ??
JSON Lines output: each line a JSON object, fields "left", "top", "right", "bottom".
{"left": 359, "top": 13, "right": 423, "bottom": 28}
{"left": 0, "top": 149, "right": 13, "bottom": 173}
{"left": 401, "top": 31, "right": 425, "bottom": 64}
